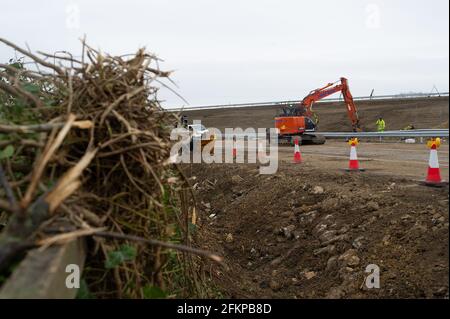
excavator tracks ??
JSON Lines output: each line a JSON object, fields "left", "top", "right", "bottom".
{"left": 275, "top": 134, "right": 326, "bottom": 146}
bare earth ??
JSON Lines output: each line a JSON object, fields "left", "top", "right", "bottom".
{"left": 189, "top": 145, "right": 449, "bottom": 298}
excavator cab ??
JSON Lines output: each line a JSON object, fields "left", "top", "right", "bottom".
{"left": 305, "top": 117, "right": 316, "bottom": 131}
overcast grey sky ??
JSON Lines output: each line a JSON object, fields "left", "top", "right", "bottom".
{"left": 1, "top": 0, "right": 449, "bottom": 108}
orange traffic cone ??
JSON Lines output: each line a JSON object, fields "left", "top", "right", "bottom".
{"left": 293, "top": 138, "right": 302, "bottom": 163}
{"left": 345, "top": 138, "right": 365, "bottom": 172}
{"left": 422, "top": 138, "right": 447, "bottom": 187}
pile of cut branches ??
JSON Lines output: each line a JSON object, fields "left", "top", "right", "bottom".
{"left": 0, "top": 38, "right": 219, "bottom": 298}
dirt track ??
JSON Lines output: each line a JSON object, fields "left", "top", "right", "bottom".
{"left": 210, "top": 139, "right": 449, "bottom": 180}
{"left": 183, "top": 97, "right": 449, "bottom": 132}
{"left": 277, "top": 141, "right": 449, "bottom": 180}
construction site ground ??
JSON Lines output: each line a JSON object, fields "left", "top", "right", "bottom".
{"left": 183, "top": 97, "right": 449, "bottom": 299}
{"left": 189, "top": 143, "right": 449, "bottom": 298}
{"left": 277, "top": 140, "right": 449, "bottom": 179}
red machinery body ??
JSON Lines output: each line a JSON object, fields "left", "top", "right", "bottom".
{"left": 275, "top": 116, "right": 307, "bottom": 135}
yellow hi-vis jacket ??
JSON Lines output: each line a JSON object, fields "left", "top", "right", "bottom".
{"left": 376, "top": 119, "right": 386, "bottom": 132}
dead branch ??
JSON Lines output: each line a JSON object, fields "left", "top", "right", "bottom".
{"left": 21, "top": 114, "right": 77, "bottom": 208}
{"left": 0, "top": 120, "right": 92, "bottom": 134}
{"left": 0, "top": 163, "right": 17, "bottom": 212}
{"left": 93, "top": 231, "right": 223, "bottom": 263}
{"left": 0, "top": 38, "right": 65, "bottom": 76}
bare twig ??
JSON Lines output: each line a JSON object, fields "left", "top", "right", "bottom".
{"left": 0, "top": 120, "right": 92, "bottom": 133}
{"left": 21, "top": 114, "right": 76, "bottom": 209}
{"left": 154, "top": 78, "right": 189, "bottom": 105}
{"left": 0, "top": 63, "right": 43, "bottom": 80}
{"left": 0, "top": 198, "right": 14, "bottom": 213}
{"left": 36, "top": 227, "right": 107, "bottom": 249}
{"left": 0, "top": 37, "right": 64, "bottom": 76}
{"left": 45, "top": 147, "right": 98, "bottom": 212}
{"left": 37, "top": 51, "right": 83, "bottom": 66}
{"left": 99, "top": 86, "right": 146, "bottom": 125}
{"left": 96, "top": 142, "right": 161, "bottom": 158}
{"left": 93, "top": 231, "right": 223, "bottom": 263}
{"left": 0, "top": 139, "right": 45, "bottom": 148}
{"left": 0, "top": 162, "right": 18, "bottom": 211}
{"left": 0, "top": 75, "right": 44, "bottom": 107}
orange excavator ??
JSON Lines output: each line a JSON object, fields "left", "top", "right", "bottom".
{"left": 275, "top": 77, "right": 361, "bottom": 145}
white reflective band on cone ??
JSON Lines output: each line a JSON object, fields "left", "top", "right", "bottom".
{"left": 429, "top": 149, "right": 439, "bottom": 168}
{"left": 350, "top": 146, "right": 358, "bottom": 160}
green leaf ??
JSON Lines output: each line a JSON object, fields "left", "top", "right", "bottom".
{"left": 9, "top": 62, "right": 22, "bottom": 70}
{"left": 105, "top": 244, "right": 137, "bottom": 269}
{"left": 188, "top": 222, "right": 197, "bottom": 235}
{"left": 76, "top": 279, "right": 95, "bottom": 299}
{"left": 22, "top": 83, "right": 40, "bottom": 95}
{"left": 44, "top": 99, "right": 55, "bottom": 107}
{"left": 119, "top": 244, "right": 137, "bottom": 259}
{"left": 0, "top": 145, "right": 14, "bottom": 159}
{"left": 143, "top": 286, "right": 167, "bottom": 299}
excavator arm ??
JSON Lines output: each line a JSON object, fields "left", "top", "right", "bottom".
{"left": 300, "top": 77, "right": 361, "bottom": 132}
{"left": 340, "top": 78, "right": 361, "bottom": 132}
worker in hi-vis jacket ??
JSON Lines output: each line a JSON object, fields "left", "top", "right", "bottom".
{"left": 376, "top": 117, "right": 386, "bottom": 132}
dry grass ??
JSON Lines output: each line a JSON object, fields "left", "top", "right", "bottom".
{"left": 0, "top": 38, "right": 218, "bottom": 298}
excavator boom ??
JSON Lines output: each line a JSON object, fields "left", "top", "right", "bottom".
{"left": 301, "top": 77, "right": 360, "bottom": 131}
{"left": 339, "top": 78, "right": 361, "bottom": 132}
